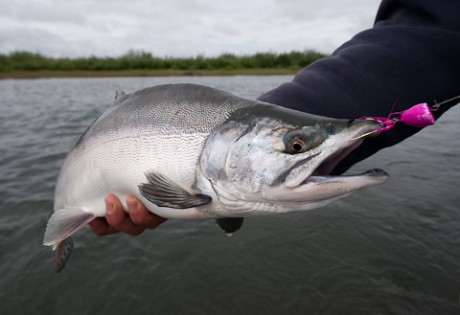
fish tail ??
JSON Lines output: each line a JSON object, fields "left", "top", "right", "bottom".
{"left": 43, "top": 207, "right": 95, "bottom": 272}
{"left": 55, "top": 237, "right": 74, "bottom": 273}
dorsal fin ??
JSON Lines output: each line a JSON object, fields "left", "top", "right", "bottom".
{"left": 114, "top": 89, "right": 127, "bottom": 101}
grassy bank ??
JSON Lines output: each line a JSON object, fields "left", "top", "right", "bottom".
{"left": 0, "top": 68, "right": 298, "bottom": 79}
{"left": 0, "top": 50, "right": 325, "bottom": 79}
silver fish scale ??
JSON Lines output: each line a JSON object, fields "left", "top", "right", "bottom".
{"left": 79, "top": 84, "right": 256, "bottom": 147}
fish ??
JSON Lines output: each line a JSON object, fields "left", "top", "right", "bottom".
{"left": 43, "top": 83, "right": 389, "bottom": 272}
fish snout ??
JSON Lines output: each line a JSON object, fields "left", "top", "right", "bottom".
{"left": 347, "top": 118, "right": 385, "bottom": 141}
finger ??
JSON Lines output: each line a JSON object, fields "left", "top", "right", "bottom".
{"left": 88, "top": 217, "right": 119, "bottom": 236}
{"left": 105, "top": 194, "right": 145, "bottom": 235}
{"left": 127, "top": 195, "right": 167, "bottom": 229}
{"left": 88, "top": 195, "right": 123, "bottom": 236}
{"left": 104, "top": 194, "right": 127, "bottom": 225}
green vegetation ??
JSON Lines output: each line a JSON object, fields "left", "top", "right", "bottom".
{"left": 0, "top": 50, "right": 326, "bottom": 76}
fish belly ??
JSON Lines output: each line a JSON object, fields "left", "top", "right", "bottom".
{"left": 54, "top": 131, "right": 213, "bottom": 219}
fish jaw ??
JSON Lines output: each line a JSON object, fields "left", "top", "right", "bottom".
{"left": 283, "top": 118, "right": 387, "bottom": 188}
{"left": 264, "top": 169, "right": 388, "bottom": 206}
{"left": 266, "top": 119, "right": 389, "bottom": 206}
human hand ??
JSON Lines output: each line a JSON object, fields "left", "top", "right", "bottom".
{"left": 89, "top": 194, "right": 167, "bottom": 236}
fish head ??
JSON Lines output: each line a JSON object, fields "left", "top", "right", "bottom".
{"left": 200, "top": 104, "right": 389, "bottom": 214}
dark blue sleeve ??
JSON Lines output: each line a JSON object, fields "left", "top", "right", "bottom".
{"left": 258, "top": 0, "right": 460, "bottom": 174}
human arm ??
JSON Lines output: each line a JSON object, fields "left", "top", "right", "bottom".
{"left": 258, "top": 0, "right": 460, "bottom": 174}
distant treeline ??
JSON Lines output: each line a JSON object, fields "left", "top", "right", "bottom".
{"left": 0, "top": 50, "right": 327, "bottom": 72}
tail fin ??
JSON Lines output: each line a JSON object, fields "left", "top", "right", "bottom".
{"left": 56, "top": 237, "right": 74, "bottom": 273}
{"left": 43, "top": 207, "right": 96, "bottom": 272}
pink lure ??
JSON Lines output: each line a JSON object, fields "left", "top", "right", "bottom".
{"left": 398, "top": 102, "right": 435, "bottom": 127}
{"left": 353, "top": 102, "right": 436, "bottom": 140}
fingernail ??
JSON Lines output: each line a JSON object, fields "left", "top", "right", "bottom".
{"left": 106, "top": 200, "right": 114, "bottom": 214}
{"left": 127, "top": 201, "right": 138, "bottom": 213}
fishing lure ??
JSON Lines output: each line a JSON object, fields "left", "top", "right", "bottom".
{"left": 353, "top": 95, "right": 460, "bottom": 140}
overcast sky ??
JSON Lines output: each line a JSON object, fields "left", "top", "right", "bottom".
{"left": 1, "top": 0, "right": 382, "bottom": 58}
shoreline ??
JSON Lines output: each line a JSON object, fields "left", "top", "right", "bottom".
{"left": 0, "top": 68, "right": 298, "bottom": 80}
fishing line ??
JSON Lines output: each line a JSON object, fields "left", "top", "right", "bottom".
{"left": 352, "top": 94, "right": 460, "bottom": 140}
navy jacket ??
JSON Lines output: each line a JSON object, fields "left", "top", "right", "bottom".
{"left": 259, "top": 0, "right": 460, "bottom": 174}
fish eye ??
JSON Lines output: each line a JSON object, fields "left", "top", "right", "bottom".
{"left": 285, "top": 132, "right": 310, "bottom": 154}
{"left": 283, "top": 128, "right": 326, "bottom": 154}
{"left": 289, "top": 138, "right": 307, "bottom": 153}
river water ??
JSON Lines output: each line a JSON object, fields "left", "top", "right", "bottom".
{"left": 1, "top": 75, "right": 459, "bottom": 315}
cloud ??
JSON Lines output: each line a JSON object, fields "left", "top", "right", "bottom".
{"left": 0, "top": 0, "right": 381, "bottom": 57}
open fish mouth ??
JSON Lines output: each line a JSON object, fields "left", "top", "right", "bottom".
{"left": 309, "top": 138, "right": 363, "bottom": 177}
{"left": 280, "top": 118, "right": 389, "bottom": 203}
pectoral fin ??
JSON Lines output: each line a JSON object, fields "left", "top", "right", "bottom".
{"left": 216, "top": 218, "right": 244, "bottom": 235}
{"left": 139, "top": 172, "right": 212, "bottom": 209}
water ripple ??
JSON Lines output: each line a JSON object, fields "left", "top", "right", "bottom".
{"left": 0, "top": 76, "right": 459, "bottom": 315}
